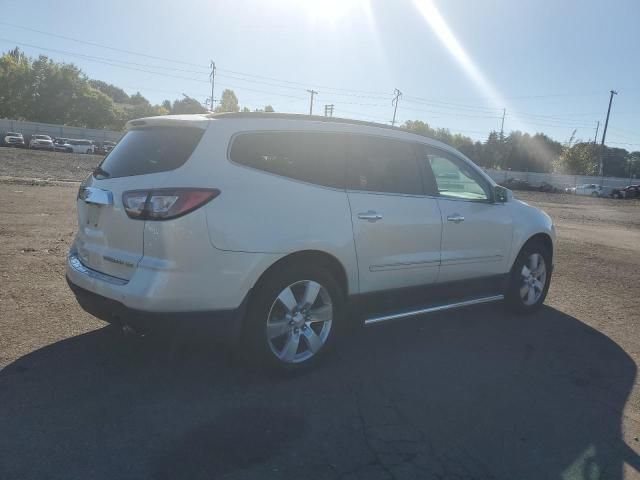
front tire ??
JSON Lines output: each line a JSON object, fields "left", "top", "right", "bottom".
{"left": 506, "top": 241, "right": 552, "bottom": 313}
{"left": 242, "top": 264, "right": 344, "bottom": 372}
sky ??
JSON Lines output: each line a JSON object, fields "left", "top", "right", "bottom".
{"left": 1, "top": 0, "right": 638, "bottom": 149}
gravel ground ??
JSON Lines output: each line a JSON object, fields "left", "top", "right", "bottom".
{"left": 1, "top": 157, "right": 640, "bottom": 478}
{"left": 0, "top": 146, "right": 100, "bottom": 182}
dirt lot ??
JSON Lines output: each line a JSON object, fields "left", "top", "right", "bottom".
{"left": 0, "top": 146, "right": 100, "bottom": 182}
{"left": 1, "top": 152, "right": 640, "bottom": 479}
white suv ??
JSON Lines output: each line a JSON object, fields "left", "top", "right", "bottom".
{"left": 67, "top": 113, "right": 555, "bottom": 370}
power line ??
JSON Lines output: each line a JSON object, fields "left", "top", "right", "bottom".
{"left": 2, "top": 36, "right": 620, "bottom": 128}
{"left": 599, "top": 90, "right": 618, "bottom": 176}
{"left": 307, "top": 89, "right": 318, "bottom": 115}
{"left": 391, "top": 89, "right": 402, "bottom": 126}
{"left": 0, "top": 21, "right": 207, "bottom": 68}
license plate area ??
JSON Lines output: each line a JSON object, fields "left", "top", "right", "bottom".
{"left": 86, "top": 204, "right": 101, "bottom": 227}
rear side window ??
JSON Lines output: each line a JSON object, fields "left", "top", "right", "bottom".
{"left": 346, "top": 136, "right": 423, "bottom": 195}
{"left": 97, "top": 127, "right": 204, "bottom": 179}
{"left": 229, "top": 131, "right": 347, "bottom": 189}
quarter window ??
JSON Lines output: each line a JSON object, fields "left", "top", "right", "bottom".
{"left": 346, "top": 136, "right": 422, "bottom": 195}
{"left": 229, "top": 132, "right": 347, "bottom": 189}
{"left": 423, "top": 147, "right": 490, "bottom": 201}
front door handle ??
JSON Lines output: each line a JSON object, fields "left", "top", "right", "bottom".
{"left": 358, "top": 211, "right": 383, "bottom": 222}
{"left": 447, "top": 214, "right": 465, "bottom": 223}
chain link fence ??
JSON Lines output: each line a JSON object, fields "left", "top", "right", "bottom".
{"left": 0, "top": 118, "right": 123, "bottom": 143}
{"left": 484, "top": 168, "right": 636, "bottom": 190}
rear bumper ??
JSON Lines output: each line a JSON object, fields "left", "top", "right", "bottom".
{"left": 67, "top": 275, "right": 247, "bottom": 342}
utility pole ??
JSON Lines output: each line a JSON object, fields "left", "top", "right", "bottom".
{"left": 593, "top": 121, "right": 599, "bottom": 145}
{"left": 391, "top": 88, "right": 402, "bottom": 126}
{"left": 307, "top": 89, "right": 318, "bottom": 115}
{"left": 324, "top": 104, "right": 334, "bottom": 117}
{"left": 209, "top": 60, "right": 216, "bottom": 112}
{"left": 500, "top": 108, "right": 506, "bottom": 140}
{"left": 599, "top": 89, "right": 618, "bottom": 177}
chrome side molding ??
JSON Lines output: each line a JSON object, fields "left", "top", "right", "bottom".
{"left": 364, "top": 294, "right": 504, "bottom": 326}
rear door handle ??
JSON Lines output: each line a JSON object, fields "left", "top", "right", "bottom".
{"left": 358, "top": 211, "right": 383, "bottom": 222}
{"left": 447, "top": 214, "right": 465, "bottom": 223}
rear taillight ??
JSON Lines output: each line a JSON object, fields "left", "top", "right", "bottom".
{"left": 122, "top": 188, "right": 220, "bottom": 220}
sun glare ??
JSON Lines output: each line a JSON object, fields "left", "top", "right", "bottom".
{"left": 291, "top": 0, "right": 369, "bottom": 25}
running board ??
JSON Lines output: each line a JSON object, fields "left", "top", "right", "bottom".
{"left": 363, "top": 294, "right": 504, "bottom": 326}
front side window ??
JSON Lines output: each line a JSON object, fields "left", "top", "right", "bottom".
{"left": 346, "top": 136, "right": 422, "bottom": 195}
{"left": 423, "top": 147, "right": 490, "bottom": 201}
{"left": 229, "top": 131, "right": 347, "bottom": 189}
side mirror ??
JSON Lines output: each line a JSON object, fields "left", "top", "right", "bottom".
{"left": 494, "top": 185, "right": 512, "bottom": 203}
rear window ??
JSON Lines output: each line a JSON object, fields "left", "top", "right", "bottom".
{"left": 97, "top": 127, "right": 204, "bottom": 179}
{"left": 229, "top": 131, "right": 347, "bottom": 189}
{"left": 346, "top": 136, "right": 423, "bottom": 195}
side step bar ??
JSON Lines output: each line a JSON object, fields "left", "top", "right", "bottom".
{"left": 364, "top": 295, "right": 504, "bottom": 326}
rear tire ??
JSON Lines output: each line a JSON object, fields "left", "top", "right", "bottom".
{"left": 241, "top": 263, "right": 344, "bottom": 373}
{"left": 505, "top": 240, "right": 552, "bottom": 313}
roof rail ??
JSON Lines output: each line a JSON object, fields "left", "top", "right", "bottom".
{"left": 207, "top": 112, "right": 408, "bottom": 133}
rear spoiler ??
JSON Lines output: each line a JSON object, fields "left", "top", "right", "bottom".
{"left": 125, "top": 114, "right": 210, "bottom": 131}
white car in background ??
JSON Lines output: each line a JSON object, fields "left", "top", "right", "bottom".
{"left": 575, "top": 184, "right": 609, "bottom": 197}
{"left": 3, "top": 132, "right": 25, "bottom": 147}
{"left": 66, "top": 139, "right": 95, "bottom": 154}
{"left": 67, "top": 113, "right": 556, "bottom": 371}
{"left": 29, "top": 134, "right": 54, "bottom": 150}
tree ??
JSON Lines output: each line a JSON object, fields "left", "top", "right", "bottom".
{"left": 264, "top": 105, "right": 275, "bottom": 112}
{"left": 214, "top": 89, "right": 239, "bottom": 113}
{"left": 171, "top": 97, "right": 207, "bottom": 114}
{"left": 89, "top": 79, "right": 130, "bottom": 103}
{"left": 555, "top": 142, "right": 599, "bottom": 175}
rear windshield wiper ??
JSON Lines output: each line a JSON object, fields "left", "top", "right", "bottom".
{"left": 93, "top": 166, "right": 111, "bottom": 179}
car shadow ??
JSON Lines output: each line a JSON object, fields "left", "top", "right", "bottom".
{"left": 0, "top": 305, "right": 637, "bottom": 480}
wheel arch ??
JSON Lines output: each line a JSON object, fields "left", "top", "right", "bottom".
{"left": 251, "top": 249, "right": 350, "bottom": 299}
{"left": 513, "top": 232, "right": 554, "bottom": 270}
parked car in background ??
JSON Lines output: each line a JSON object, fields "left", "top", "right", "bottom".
{"left": 564, "top": 186, "right": 576, "bottom": 194}
{"left": 2, "top": 132, "right": 25, "bottom": 148}
{"left": 612, "top": 185, "right": 640, "bottom": 199}
{"left": 53, "top": 138, "right": 72, "bottom": 152}
{"left": 67, "top": 113, "right": 556, "bottom": 371}
{"left": 501, "top": 178, "right": 532, "bottom": 191}
{"left": 94, "top": 140, "right": 117, "bottom": 155}
{"left": 66, "top": 139, "right": 95, "bottom": 154}
{"left": 575, "top": 184, "right": 608, "bottom": 197}
{"left": 103, "top": 140, "right": 116, "bottom": 153}
{"left": 538, "top": 182, "right": 560, "bottom": 193}
{"left": 29, "top": 134, "right": 54, "bottom": 150}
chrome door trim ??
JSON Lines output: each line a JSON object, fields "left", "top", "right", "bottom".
{"left": 440, "top": 254, "right": 503, "bottom": 266}
{"left": 79, "top": 187, "right": 113, "bottom": 206}
{"left": 364, "top": 294, "right": 504, "bottom": 326}
{"left": 369, "top": 259, "right": 440, "bottom": 272}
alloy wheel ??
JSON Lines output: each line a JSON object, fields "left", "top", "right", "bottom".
{"left": 520, "top": 253, "right": 547, "bottom": 306}
{"left": 266, "top": 280, "right": 333, "bottom": 363}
